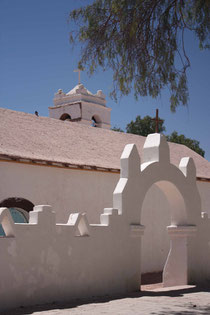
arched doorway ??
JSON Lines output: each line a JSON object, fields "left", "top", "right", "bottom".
{"left": 141, "top": 180, "right": 187, "bottom": 288}
{"left": 113, "top": 135, "right": 200, "bottom": 288}
{"left": 0, "top": 198, "right": 34, "bottom": 236}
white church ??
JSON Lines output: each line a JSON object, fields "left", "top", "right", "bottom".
{"left": 0, "top": 82, "right": 210, "bottom": 311}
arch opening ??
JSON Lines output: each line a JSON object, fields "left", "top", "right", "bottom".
{"left": 60, "top": 113, "right": 72, "bottom": 121}
{"left": 140, "top": 180, "right": 187, "bottom": 289}
{"left": 91, "top": 115, "right": 101, "bottom": 127}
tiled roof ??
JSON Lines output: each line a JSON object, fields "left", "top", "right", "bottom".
{"left": 0, "top": 107, "right": 209, "bottom": 179}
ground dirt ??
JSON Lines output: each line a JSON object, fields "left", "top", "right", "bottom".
{"left": 2, "top": 273, "right": 210, "bottom": 315}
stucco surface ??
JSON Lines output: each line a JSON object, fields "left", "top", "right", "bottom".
{"left": 0, "top": 161, "right": 118, "bottom": 224}
{"left": 0, "top": 161, "right": 171, "bottom": 275}
{"left": 113, "top": 135, "right": 210, "bottom": 287}
{"left": 0, "top": 205, "right": 141, "bottom": 311}
{"left": 0, "top": 161, "right": 210, "bottom": 276}
{"left": 197, "top": 181, "right": 210, "bottom": 215}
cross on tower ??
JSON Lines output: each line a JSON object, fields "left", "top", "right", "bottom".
{"left": 74, "top": 69, "right": 82, "bottom": 84}
{"left": 152, "top": 109, "right": 163, "bottom": 133}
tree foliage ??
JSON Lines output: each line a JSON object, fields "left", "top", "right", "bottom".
{"left": 126, "top": 115, "right": 165, "bottom": 136}
{"left": 111, "top": 115, "right": 205, "bottom": 157}
{"left": 69, "top": 0, "right": 210, "bottom": 111}
{"left": 111, "top": 126, "right": 124, "bottom": 132}
{"left": 166, "top": 131, "right": 205, "bottom": 157}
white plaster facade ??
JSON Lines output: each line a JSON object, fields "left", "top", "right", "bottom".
{"left": 197, "top": 181, "right": 210, "bottom": 214}
{"left": 0, "top": 157, "right": 209, "bottom": 277}
{"left": 49, "top": 84, "right": 111, "bottom": 129}
{"left": 0, "top": 134, "right": 210, "bottom": 312}
{"left": 0, "top": 161, "right": 117, "bottom": 224}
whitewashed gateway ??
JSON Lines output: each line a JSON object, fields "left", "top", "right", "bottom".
{"left": 0, "top": 133, "right": 210, "bottom": 311}
{"left": 0, "top": 83, "right": 210, "bottom": 310}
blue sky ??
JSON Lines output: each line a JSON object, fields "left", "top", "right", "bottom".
{"left": 0, "top": 0, "right": 210, "bottom": 160}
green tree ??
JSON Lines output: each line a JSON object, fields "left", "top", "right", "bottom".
{"left": 115, "top": 115, "right": 205, "bottom": 157}
{"left": 69, "top": 0, "right": 210, "bottom": 111}
{"left": 112, "top": 126, "right": 124, "bottom": 132}
{"left": 167, "top": 131, "right": 205, "bottom": 157}
{"left": 126, "top": 115, "right": 165, "bottom": 136}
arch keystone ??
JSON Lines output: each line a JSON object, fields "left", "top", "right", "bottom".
{"left": 120, "top": 144, "right": 140, "bottom": 178}
{"left": 142, "top": 134, "right": 170, "bottom": 167}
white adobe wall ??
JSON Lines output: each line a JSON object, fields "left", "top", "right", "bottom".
{"left": 0, "top": 161, "right": 118, "bottom": 224}
{"left": 197, "top": 181, "right": 210, "bottom": 215}
{"left": 49, "top": 103, "right": 81, "bottom": 120}
{"left": 0, "top": 161, "right": 171, "bottom": 274}
{"left": 1, "top": 161, "right": 209, "bottom": 275}
{"left": 81, "top": 101, "right": 111, "bottom": 129}
{"left": 0, "top": 205, "right": 141, "bottom": 311}
{"left": 49, "top": 102, "right": 111, "bottom": 129}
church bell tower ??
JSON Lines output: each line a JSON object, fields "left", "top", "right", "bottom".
{"left": 48, "top": 82, "right": 111, "bottom": 129}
